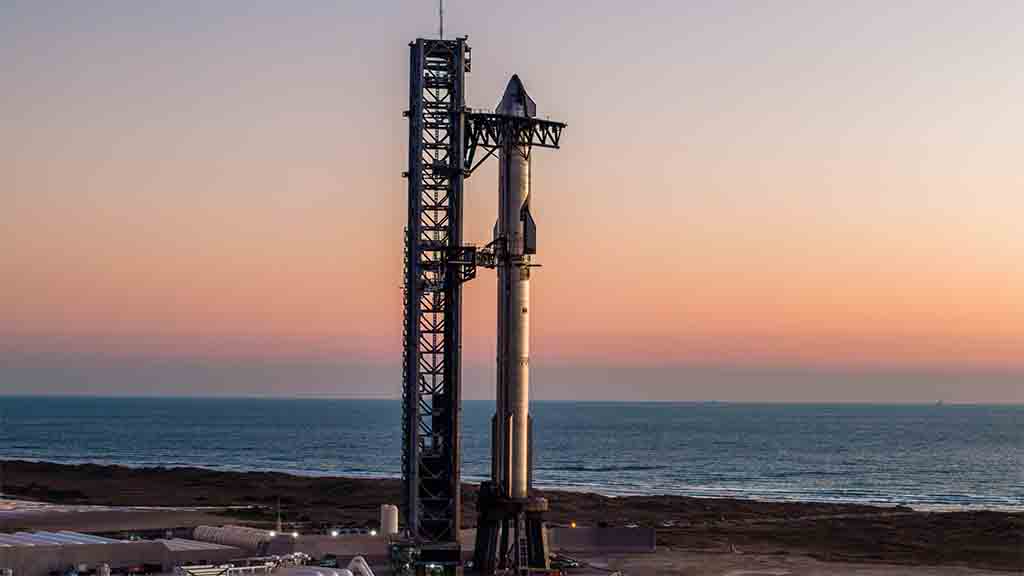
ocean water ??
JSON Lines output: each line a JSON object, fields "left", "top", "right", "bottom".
{"left": 0, "top": 397, "right": 1021, "bottom": 511}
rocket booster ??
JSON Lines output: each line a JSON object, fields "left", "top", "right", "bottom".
{"left": 494, "top": 75, "right": 537, "bottom": 501}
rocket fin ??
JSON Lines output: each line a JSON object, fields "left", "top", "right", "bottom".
{"left": 521, "top": 196, "right": 537, "bottom": 255}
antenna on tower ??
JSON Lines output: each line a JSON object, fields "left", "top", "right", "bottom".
{"left": 439, "top": 0, "right": 444, "bottom": 39}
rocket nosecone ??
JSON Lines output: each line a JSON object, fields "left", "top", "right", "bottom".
{"left": 495, "top": 75, "right": 535, "bottom": 501}
{"left": 496, "top": 74, "right": 537, "bottom": 118}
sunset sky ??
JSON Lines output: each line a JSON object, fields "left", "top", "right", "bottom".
{"left": 2, "top": 1, "right": 1022, "bottom": 401}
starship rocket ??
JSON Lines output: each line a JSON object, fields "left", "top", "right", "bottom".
{"left": 492, "top": 74, "right": 538, "bottom": 502}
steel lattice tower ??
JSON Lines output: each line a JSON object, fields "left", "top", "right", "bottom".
{"left": 401, "top": 37, "right": 470, "bottom": 566}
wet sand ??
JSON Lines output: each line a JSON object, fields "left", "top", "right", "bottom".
{"left": 1, "top": 460, "right": 1020, "bottom": 571}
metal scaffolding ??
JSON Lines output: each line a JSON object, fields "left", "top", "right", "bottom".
{"left": 402, "top": 37, "right": 470, "bottom": 564}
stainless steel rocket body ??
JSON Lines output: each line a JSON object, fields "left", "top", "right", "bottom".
{"left": 495, "top": 143, "right": 531, "bottom": 500}
{"left": 492, "top": 75, "right": 538, "bottom": 504}
{"left": 475, "top": 75, "right": 561, "bottom": 575}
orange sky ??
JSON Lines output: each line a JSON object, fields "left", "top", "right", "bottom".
{"left": 2, "top": 1, "right": 1022, "bottom": 398}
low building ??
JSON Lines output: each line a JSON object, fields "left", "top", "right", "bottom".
{"left": 0, "top": 531, "right": 243, "bottom": 575}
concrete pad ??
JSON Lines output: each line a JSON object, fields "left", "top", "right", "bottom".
{"left": 549, "top": 526, "right": 656, "bottom": 554}
{"left": 266, "top": 533, "right": 390, "bottom": 560}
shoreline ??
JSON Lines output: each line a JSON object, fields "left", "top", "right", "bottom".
{"left": 4, "top": 457, "right": 1019, "bottom": 513}
{"left": 1, "top": 459, "right": 1021, "bottom": 571}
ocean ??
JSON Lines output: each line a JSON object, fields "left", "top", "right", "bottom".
{"left": 1, "top": 397, "right": 1021, "bottom": 511}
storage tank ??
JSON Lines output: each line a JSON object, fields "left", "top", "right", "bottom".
{"left": 380, "top": 504, "right": 399, "bottom": 536}
{"left": 192, "top": 525, "right": 273, "bottom": 552}
{"left": 347, "top": 556, "right": 375, "bottom": 576}
{"left": 279, "top": 569, "right": 352, "bottom": 576}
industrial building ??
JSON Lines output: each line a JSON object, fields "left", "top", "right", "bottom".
{"left": 0, "top": 530, "right": 243, "bottom": 576}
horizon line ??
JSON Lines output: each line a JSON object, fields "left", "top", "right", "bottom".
{"left": 1, "top": 393, "right": 1021, "bottom": 407}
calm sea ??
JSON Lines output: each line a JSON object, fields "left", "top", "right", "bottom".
{"left": 1, "top": 397, "right": 1021, "bottom": 511}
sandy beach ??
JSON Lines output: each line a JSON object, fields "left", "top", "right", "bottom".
{"left": 1, "top": 460, "right": 1020, "bottom": 572}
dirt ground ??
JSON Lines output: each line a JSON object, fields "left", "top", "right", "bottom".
{"left": 1, "top": 460, "right": 1020, "bottom": 572}
{"left": 573, "top": 549, "right": 1017, "bottom": 576}
{"left": 0, "top": 507, "right": 243, "bottom": 534}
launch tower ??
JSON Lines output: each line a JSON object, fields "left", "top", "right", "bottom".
{"left": 402, "top": 36, "right": 565, "bottom": 576}
{"left": 402, "top": 37, "right": 471, "bottom": 571}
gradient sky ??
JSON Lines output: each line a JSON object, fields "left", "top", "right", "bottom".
{"left": 2, "top": 1, "right": 1022, "bottom": 401}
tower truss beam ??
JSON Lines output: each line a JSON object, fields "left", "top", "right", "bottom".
{"left": 402, "top": 38, "right": 470, "bottom": 558}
